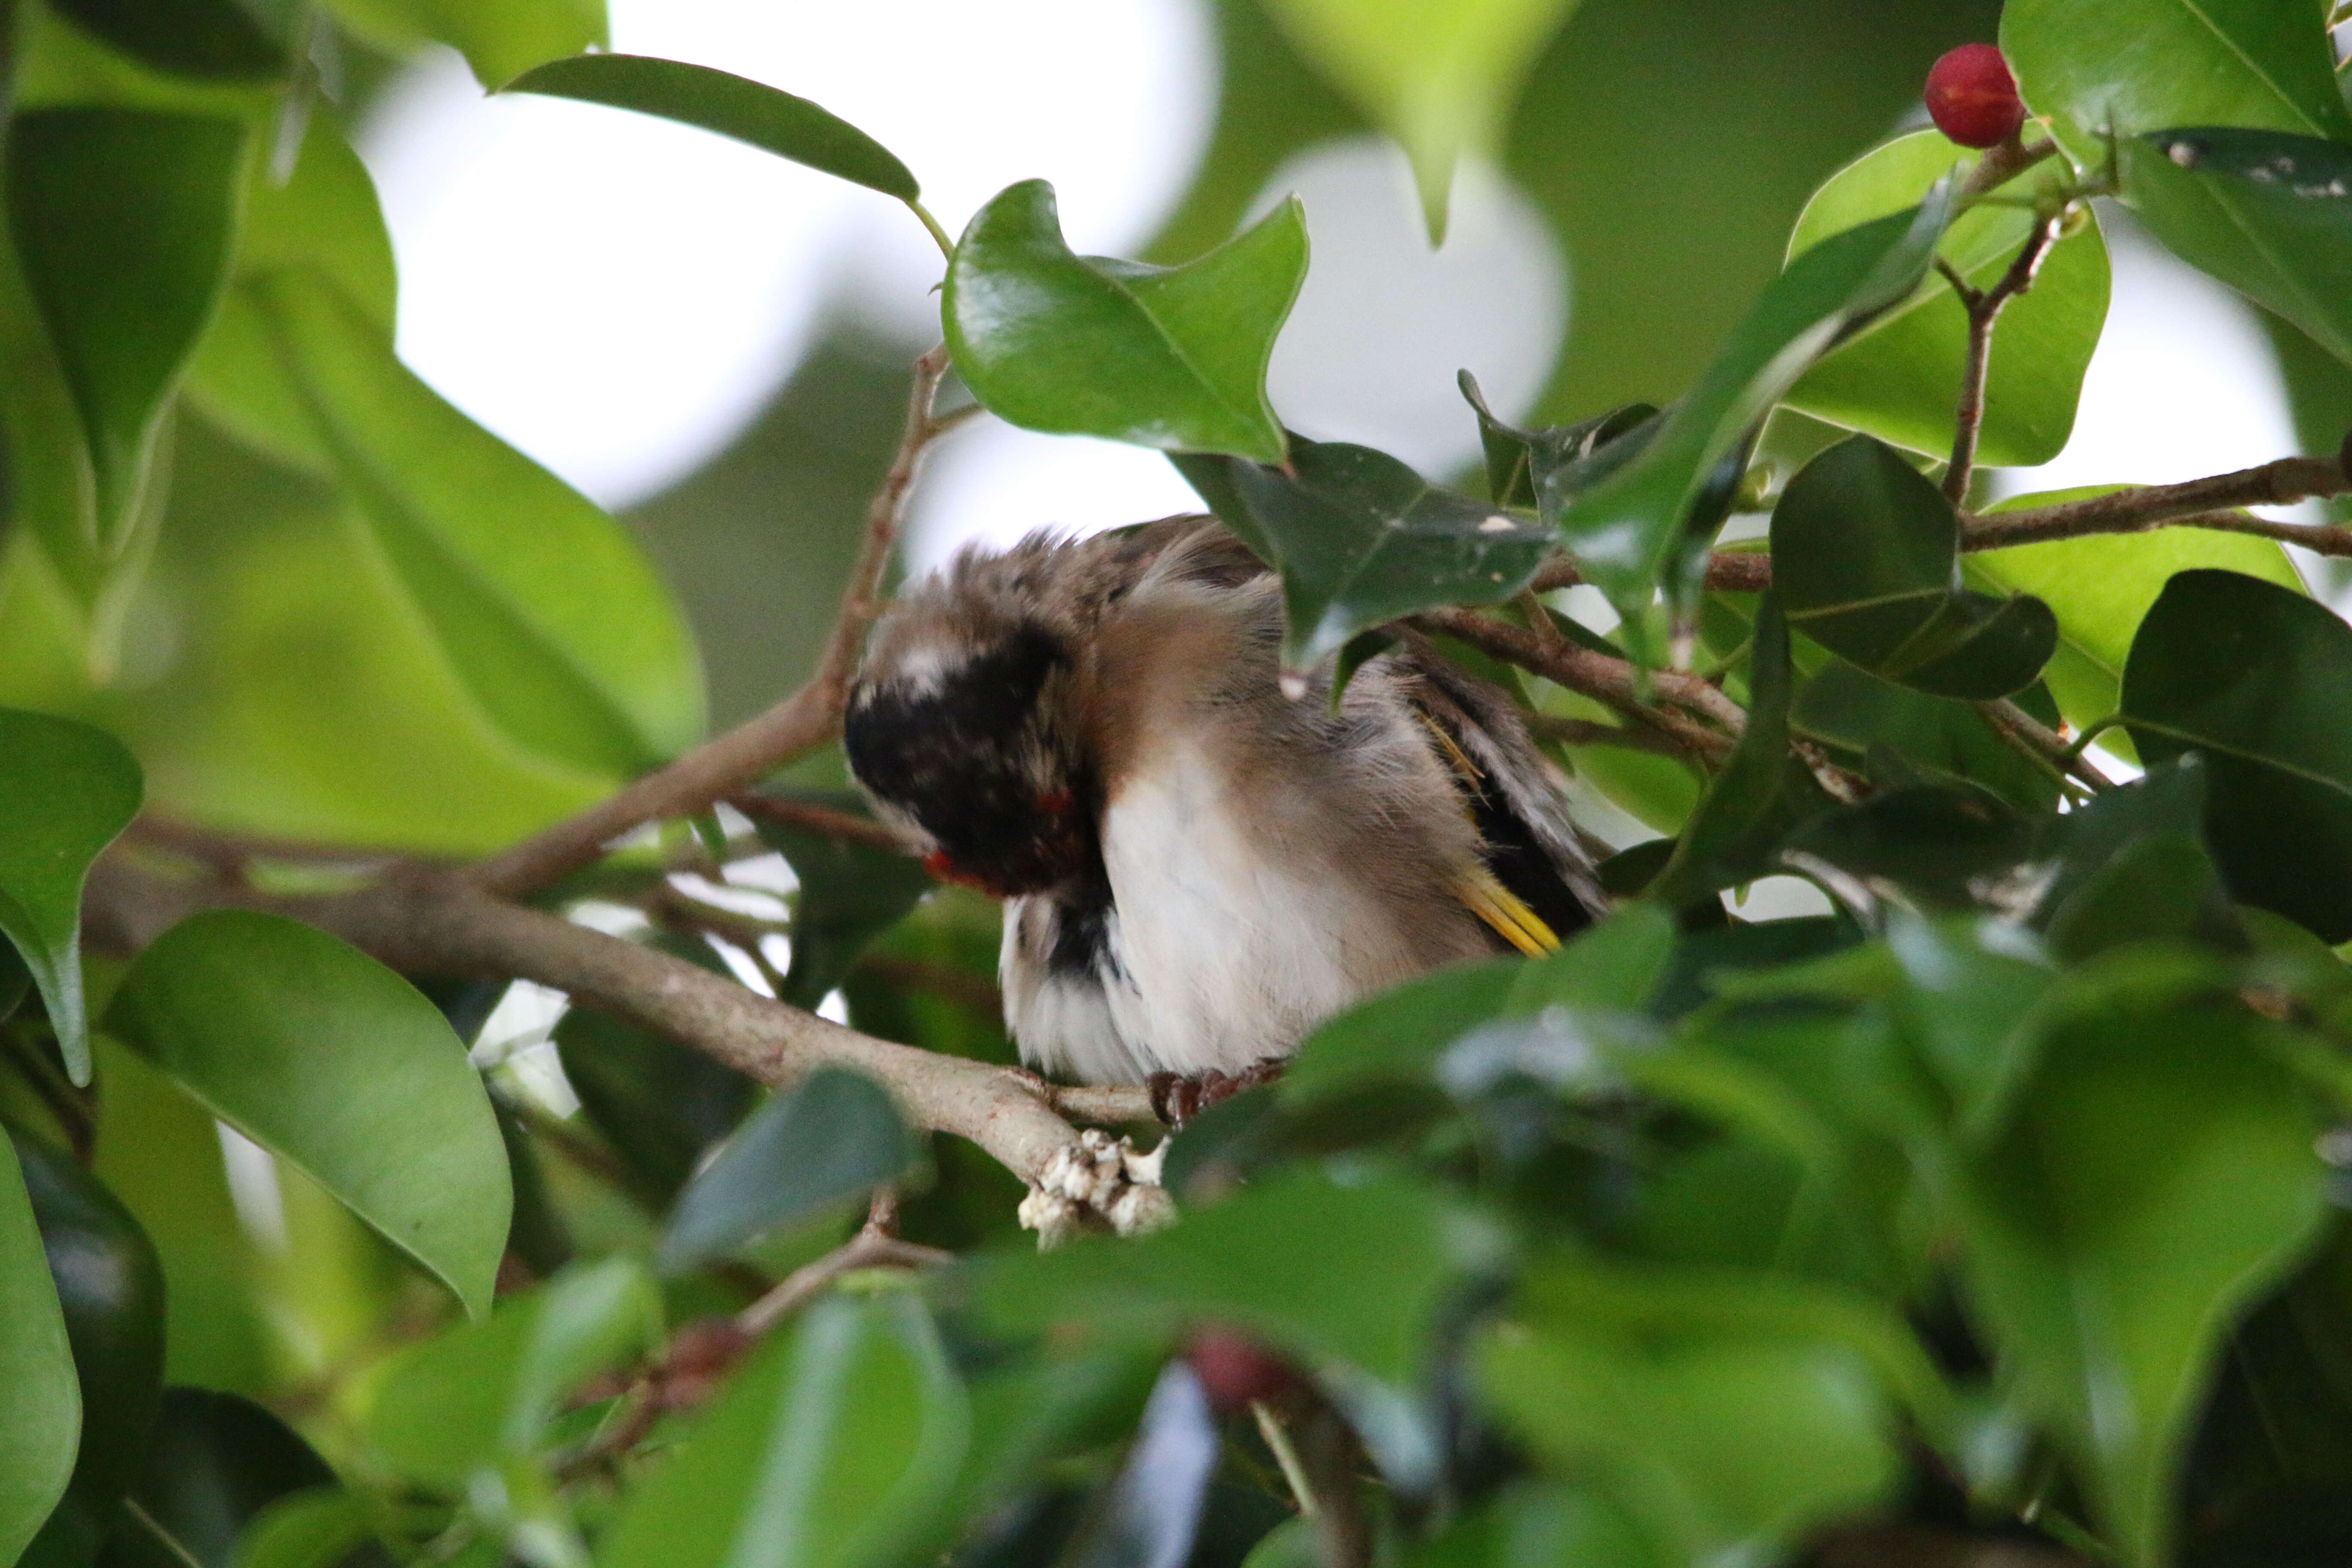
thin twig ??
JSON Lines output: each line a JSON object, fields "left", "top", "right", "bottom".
{"left": 1960, "top": 454, "right": 2352, "bottom": 551}
{"left": 1415, "top": 608, "right": 1744, "bottom": 761}
{"left": 735, "top": 1226, "right": 952, "bottom": 1338}
{"left": 467, "top": 346, "right": 967, "bottom": 900}
{"left": 1956, "top": 135, "right": 2058, "bottom": 204}
{"left": 1945, "top": 210, "right": 2064, "bottom": 504}
{"left": 724, "top": 794, "right": 908, "bottom": 853}
{"left": 1976, "top": 699, "right": 2112, "bottom": 792}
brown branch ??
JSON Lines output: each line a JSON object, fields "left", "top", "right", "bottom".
{"left": 1531, "top": 551, "right": 1771, "bottom": 596}
{"left": 1944, "top": 209, "right": 2064, "bottom": 505}
{"left": 1956, "top": 134, "right": 2059, "bottom": 204}
{"left": 1961, "top": 453, "right": 2352, "bottom": 551}
{"left": 724, "top": 794, "right": 908, "bottom": 854}
{"left": 467, "top": 345, "right": 966, "bottom": 900}
{"left": 1975, "top": 698, "right": 2113, "bottom": 791}
{"left": 82, "top": 858, "right": 1160, "bottom": 1214}
{"left": 1416, "top": 607, "right": 1743, "bottom": 762}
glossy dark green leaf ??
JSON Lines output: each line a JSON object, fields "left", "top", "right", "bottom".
{"left": 748, "top": 791, "right": 934, "bottom": 1010}
{"left": 317, "top": 0, "right": 603, "bottom": 90}
{"left": 2123, "top": 129, "right": 2352, "bottom": 370}
{"left": 367, "top": 1257, "right": 660, "bottom": 1488}
{"left": 0, "top": 1133, "right": 80, "bottom": 1568}
{"left": 237, "top": 269, "right": 705, "bottom": 775}
{"left": 1173, "top": 436, "right": 1553, "bottom": 672}
{"left": 1783, "top": 129, "right": 2109, "bottom": 467}
{"left": 1647, "top": 597, "right": 1836, "bottom": 908}
{"left": 1458, "top": 372, "right": 1655, "bottom": 511}
{"left": 1548, "top": 192, "right": 1954, "bottom": 647}
{"left": 2029, "top": 756, "right": 2242, "bottom": 961}
{"left": 1773, "top": 435, "right": 2055, "bottom": 698}
{"left": 2002, "top": 0, "right": 2352, "bottom": 169}
{"left": 48, "top": 0, "right": 285, "bottom": 80}
{"left": 1783, "top": 783, "right": 2031, "bottom": 910}
{"left": 0, "top": 707, "right": 141, "bottom": 1085}
{"left": 1954, "top": 1005, "right": 2328, "bottom": 1567}
{"left": 2122, "top": 569, "right": 2352, "bottom": 941}
{"left": 5, "top": 108, "right": 245, "bottom": 550}
{"left": 98, "top": 1389, "right": 336, "bottom": 1568}
{"left": 1790, "top": 660, "right": 2061, "bottom": 814}
{"left": 946, "top": 181, "right": 1305, "bottom": 464}
{"left": 1257, "top": 0, "right": 1582, "bottom": 238}
{"left": 657, "top": 1067, "right": 914, "bottom": 1274}
{"left": 8, "top": 1122, "right": 166, "bottom": 1566}
{"left": 501, "top": 54, "right": 919, "bottom": 200}
{"left": 601, "top": 1290, "right": 968, "bottom": 1568}
{"left": 105, "top": 911, "right": 512, "bottom": 1317}
{"left": 1477, "top": 1260, "right": 1932, "bottom": 1565}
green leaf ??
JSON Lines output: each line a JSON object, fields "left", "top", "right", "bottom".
{"left": 748, "top": 792, "right": 935, "bottom": 1011}
{"left": 1648, "top": 597, "right": 1835, "bottom": 908}
{"left": 105, "top": 910, "right": 513, "bottom": 1317}
{"left": 238, "top": 268, "right": 705, "bottom": 775}
{"left": 1783, "top": 129, "right": 2109, "bottom": 468}
{"left": 111, "top": 1389, "right": 337, "bottom": 1568}
{"left": 0, "top": 1135, "right": 80, "bottom": 1568}
{"left": 5, "top": 107, "right": 245, "bottom": 552}
{"left": 231, "top": 1488, "right": 378, "bottom": 1568}
{"left": 8, "top": 1121, "right": 166, "bottom": 1561}
{"left": 1967, "top": 490, "right": 2304, "bottom": 743}
{"left": 368, "top": 1256, "right": 662, "bottom": 1487}
{"left": 1258, "top": 0, "right": 1583, "bottom": 239}
{"left": 1789, "top": 660, "right": 2062, "bottom": 814}
{"left": 1477, "top": 1261, "right": 1928, "bottom": 1565}
{"left": 1172, "top": 436, "right": 1553, "bottom": 673}
{"left": 2122, "top": 129, "right": 2352, "bottom": 371}
{"left": 2122, "top": 569, "right": 2352, "bottom": 941}
{"left": 47, "top": 0, "right": 285, "bottom": 80}
{"left": 1458, "top": 372, "right": 1655, "bottom": 512}
{"left": 499, "top": 54, "right": 919, "bottom": 200}
{"left": 1772, "top": 435, "right": 2055, "bottom": 698}
{"left": 1882, "top": 916, "right": 2058, "bottom": 1142}
{"left": 318, "top": 0, "right": 604, "bottom": 90}
{"left": 1954, "top": 1004, "right": 2328, "bottom": 1567}
{"left": 1783, "top": 782, "right": 2032, "bottom": 910}
{"left": 2002, "top": 0, "right": 2352, "bottom": 168}
{"left": 1550, "top": 191, "right": 1956, "bottom": 650}
{"left": 2031, "top": 756, "right": 2245, "bottom": 961}
{"left": 657, "top": 1067, "right": 915, "bottom": 1274}
{"left": 945, "top": 181, "right": 1305, "bottom": 465}
{"left": 0, "top": 707, "right": 142, "bottom": 1084}
{"left": 600, "top": 1290, "right": 968, "bottom": 1568}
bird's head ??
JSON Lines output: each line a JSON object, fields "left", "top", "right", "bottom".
{"left": 845, "top": 598, "right": 1092, "bottom": 899}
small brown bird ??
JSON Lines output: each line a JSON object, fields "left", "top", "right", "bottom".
{"left": 843, "top": 518, "right": 1605, "bottom": 1112}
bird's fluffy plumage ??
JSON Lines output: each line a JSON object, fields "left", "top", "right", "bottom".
{"left": 844, "top": 517, "right": 1605, "bottom": 1084}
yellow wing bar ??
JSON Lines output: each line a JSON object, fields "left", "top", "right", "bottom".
{"left": 1453, "top": 867, "right": 1562, "bottom": 956}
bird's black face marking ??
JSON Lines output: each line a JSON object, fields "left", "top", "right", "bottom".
{"left": 845, "top": 625, "right": 1092, "bottom": 898}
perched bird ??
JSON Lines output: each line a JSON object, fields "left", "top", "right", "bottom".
{"left": 843, "top": 517, "right": 1606, "bottom": 1117}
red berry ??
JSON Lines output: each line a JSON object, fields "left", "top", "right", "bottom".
{"left": 1924, "top": 43, "right": 2026, "bottom": 150}
{"left": 1184, "top": 1324, "right": 1300, "bottom": 1412}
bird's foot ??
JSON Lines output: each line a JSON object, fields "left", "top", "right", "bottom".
{"left": 1148, "top": 1057, "right": 1287, "bottom": 1130}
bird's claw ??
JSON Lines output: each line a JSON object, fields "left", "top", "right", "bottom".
{"left": 1148, "top": 1057, "right": 1287, "bottom": 1130}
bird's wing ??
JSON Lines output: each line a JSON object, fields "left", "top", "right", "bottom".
{"left": 1400, "top": 651, "right": 1608, "bottom": 955}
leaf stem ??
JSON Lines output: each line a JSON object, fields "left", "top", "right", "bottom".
{"left": 1251, "top": 1400, "right": 1320, "bottom": 1517}
{"left": 906, "top": 198, "right": 956, "bottom": 263}
{"left": 1975, "top": 698, "right": 2113, "bottom": 792}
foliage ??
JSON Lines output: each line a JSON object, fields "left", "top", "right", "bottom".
{"left": 3, "top": 3, "right": 2352, "bottom": 1568}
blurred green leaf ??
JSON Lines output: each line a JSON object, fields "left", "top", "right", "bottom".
{"left": 0, "top": 1132, "right": 79, "bottom": 1568}
{"left": 100, "top": 1388, "right": 337, "bottom": 1568}
{"left": 1783, "top": 782, "right": 2031, "bottom": 910}
{"left": 48, "top": 0, "right": 285, "bottom": 81}
{"left": 1551, "top": 193, "right": 1955, "bottom": 647}
{"left": 9, "top": 1121, "right": 166, "bottom": 1565}
{"left": 1402, "top": 1484, "right": 1663, "bottom": 1568}
{"left": 239, "top": 269, "right": 705, "bottom": 775}
{"left": 2122, "top": 129, "right": 2352, "bottom": 371}
{"left": 1789, "top": 659, "right": 2061, "bottom": 813}
{"left": 1968, "top": 490, "right": 2304, "bottom": 744}
{"left": 1773, "top": 435, "right": 2055, "bottom": 698}
{"left": 5, "top": 107, "right": 245, "bottom": 554}
{"left": 230, "top": 1488, "right": 378, "bottom": 1568}
{"left": 1478, "top": 1260, "right": 1930, "bottom": 1565}
{"left": 601, "top": 1290, "right": 968, "bottom": 1568}
{"left": 368, "top": 1256, "right": 661, "bottom": 1488}
{"left": 2002, "top": 0, "right": 2352, "bottom": 168}
{"left": 658, "top": 1067, "right": 914, "bottom": 1274}
{"left": 1954, "top": 1004, "right": 2328, "bottom": 1567}
{"left": 2031, "top": 756, "right": 2245, "bottom": 960}
{"left": 500, "top": 54, "right": 920, "bottom": 200}
{"left": 1258, "top": 0, "right": 1583, "bottom": 239}
{"left": 1648, "top": 597, "right": 1835, "bottom": 907}
{"left": 318, "top": 0, "right": 604, "bottom": 90}
{"left": 1783, "top": 129, "right": 2109, "bottom": 467}
{"left": 748, "top": 793, "right": 934, "bottom": 1011}
{"left": 946, "top": 181, "right": 1305, "bottom": 465}
{"left": 105, "top": 910, "right": 513, "bottom": 1317}
{"left": 0, "top": 707, "right": 141, "bottom": 1084}
{"left": 1882, "top": 916, "right": 2057, "bottom": 1142}
{"left": 2122, "top": 569, "right": 2352, "bottom": 941}
{"left": 1173, "top": 435, "right": 1553, "bottom": 673}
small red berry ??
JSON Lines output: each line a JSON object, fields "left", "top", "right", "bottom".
{"left": 1184, "top": 1324, "right": 1301, "bottom": 1413}
{"left": 1924, "top": 43, "right": 2026, "bottom": 150}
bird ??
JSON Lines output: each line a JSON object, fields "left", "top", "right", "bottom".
{"left": 842, "top": 516, "right": 1607, "bottom": 1122}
